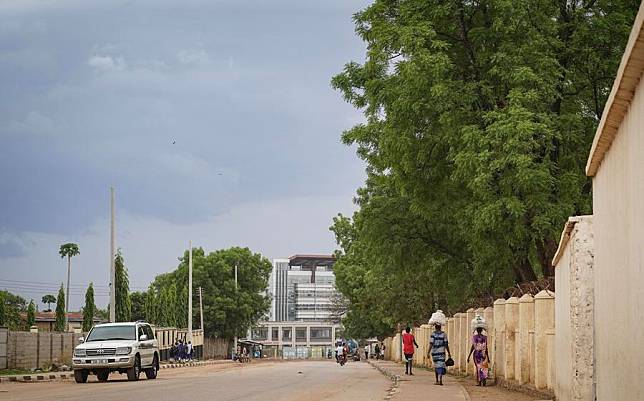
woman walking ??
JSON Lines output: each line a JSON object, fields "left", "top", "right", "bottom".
{"left": 428, "top": 310, "right": 451, "bottom": 385}
{"left": 467, "top": 314, "right": 490, "bottom": 386}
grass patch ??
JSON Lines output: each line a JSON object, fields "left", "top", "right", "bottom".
{"left": 0, "top": 369, "right": 33, "bottom": 376}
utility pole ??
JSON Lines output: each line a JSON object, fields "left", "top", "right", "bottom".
{"left": 198, "top": 287, "right": 204, "bottom": 332}
{"left": 109, "top": 187, "right": 116, "bottom": 323}
{"left": 188, "top": 241, "right": 193, "bottom": 343}
{"left": 233, "top": 264, "right": 238, "bottom": 357}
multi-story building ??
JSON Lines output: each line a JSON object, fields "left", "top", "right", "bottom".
{"left": 268, "top": 254, "right": 337, "bottom": 322}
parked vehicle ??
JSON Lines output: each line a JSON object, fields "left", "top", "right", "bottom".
{"left": 72, "top": 322, "right": 159, "bottom": 383}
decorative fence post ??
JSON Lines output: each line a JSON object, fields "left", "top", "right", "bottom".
{"left": 493, "top": 298, "right": 506, "bottom": 378}
{"left": 518, "top": 294, "right": 535, "bottom": 384}
{"left": 504, "top": 297, "right": 519, "bottom": 380}
{"left": 534, "top": 290, "right": 555, "bottom": 389}
{"left": 465, "top": 308, "right": 475, "bottom": 375}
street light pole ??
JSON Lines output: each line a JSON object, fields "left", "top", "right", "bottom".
{"left": 199, "top": 286, "right": 204, "bottom": 332}
{"left": 188, "top": 241, "right": 193, "bottom": 343}
{"left": 109, "top": 187, "right": 116, "bottom": 323}
{"left": 233, "top": 264, "right": 238, "bottom": 357}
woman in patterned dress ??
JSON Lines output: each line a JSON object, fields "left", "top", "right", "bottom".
{"left": 429, "top": 323, "right": 451, "bottom": 385}
{"left": 467, "top": 326, "right": 490, "bottom": 386}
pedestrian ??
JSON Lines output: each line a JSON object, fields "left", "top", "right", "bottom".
{"left": 467, "top": 314, "right": 490, "bottom": 386}
{"left": 177, "top": 340, "right": 184, "bottom": 362}
{"left": 428, "top": 310, "right": 451, "bottom": 385}
{"left": 169, "top": 342, "right": 177, "bottom": 362}
{"left": 374, "top": 343, "right": 380, "bottom": 360}
{"left": 187, "top": 341, "right": 193, "bottom": 361}
{"left": 402, "top": 326, "right": 419, "bottom": 375}
{"left": 364, "top": 344, "right": 369, "bottom": 360}
{"left": 380, "top": 343, "right": 386, "bottom": 360}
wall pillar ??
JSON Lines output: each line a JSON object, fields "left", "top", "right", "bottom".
{"left": 452, "top": 314, "right": 461, "bottom": 370}
{"left": 483, "top": 306, "right": 494, "bottom": 376}
{"left": 518, "top": 294, "right": 534, "bottom": 384}
{"left": 447, "top": 317, "right": 455, "bottom": 372}
{"left": 465, "top": 308, "right": 475, "bottom": 375}
{"left": 493, "top": 298, "right": 506, "bottom": 378}
{"left": 534, "top": 290, "right": 555, "bottom": 389}
{"left": 504, "top": 297, "right": 519, "bottom": 381}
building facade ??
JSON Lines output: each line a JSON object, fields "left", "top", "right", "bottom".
{"left": 268, "top": 255, "right": 338, "bottom": 322}
{"left": 247, "top": 321, "right": 342, "bottom": 359}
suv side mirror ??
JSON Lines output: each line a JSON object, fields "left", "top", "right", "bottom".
{"left": 139, "top": 334, "right": 148, "bottom": 341}
{"left": 79, "top": 337, "right": 85, "bottom": 343}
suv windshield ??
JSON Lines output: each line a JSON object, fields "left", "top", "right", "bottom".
{"left": 86, "top": 325, "right": 136, "bottom": 342}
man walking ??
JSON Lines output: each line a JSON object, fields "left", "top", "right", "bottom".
{"left": 402, "top": 326, "right": 418, "bottom": 375}
{"left": 364, "top": 344, "right": 369, "bottom": 360}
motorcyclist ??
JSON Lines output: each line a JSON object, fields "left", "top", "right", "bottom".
{"left": 335, "top": 343, "right": 345, "bottom": 364}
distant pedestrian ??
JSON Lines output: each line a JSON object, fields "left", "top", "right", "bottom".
{"left": 380, "top": 343, "right": 386, "bottom": 359}
{"left": 428, "top": 310, "right": 451, "bottom": 385}
{"left": 467, "top": 315, "right": 489, "bottom": 386}
{"left": 374, "top": 343, "right": 380, "bottom": 360}
{"left": 402, "top": 327, "right": 419, "bottom": 375}
{"left": 364, "top": 344, "right": 369, "bottom": 360}
{"left": 187, "top": 341, "right": 193, "bottom": 361}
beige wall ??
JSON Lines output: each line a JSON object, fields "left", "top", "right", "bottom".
{"left": 380, "top": 294, "right": 555, "bottom": 395}
{"left": 592, "top": 64, "right": 644, "bottom": 401}
{"left": 554, "top": 216, "right": 595, "bottom": 401}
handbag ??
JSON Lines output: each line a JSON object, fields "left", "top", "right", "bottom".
{"left": 445, "top": 357, "right": 454, "bottom": 367}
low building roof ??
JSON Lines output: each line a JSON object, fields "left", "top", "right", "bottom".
{"left": 586, "top": 2, "right": 644, "bottom": 176}
{"left": 31, "top": 311, "right": 102, "bottom": 323}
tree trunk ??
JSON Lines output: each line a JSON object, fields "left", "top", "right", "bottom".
{"left": 65, "top": 256, "right": 71, "bottom": 332}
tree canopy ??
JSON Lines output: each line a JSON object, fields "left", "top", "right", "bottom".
{"left": 42, "top": 294, "right": 56, "bottom": 312}
{"left": 54, "top": 284, "right": 66, "bottom": 332}
{"left": 114, "top": 249, "right": 132, "bottom": 322}
{"left": 83, "top": 283, "right": 96, "bottom": 332}
{"left": 331, "top": 0, "right": 639, "bottom": 337}
{"left": 145, "top": 246, "right": 271, "bottom": 338}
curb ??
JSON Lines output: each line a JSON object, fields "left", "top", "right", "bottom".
{"left": 366, "top": 360, "right": 400, "bottom": 401}
{"left": 0, "top": 373, "right": 73, "bottom": 383}
{"left": 159, "top": 359, "right": 232, "bottom": 370}
{"left": 0, "top": 360, "right": 232, "bottom": 383}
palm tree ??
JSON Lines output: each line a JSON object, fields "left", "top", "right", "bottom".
{"left": 59, "top": 243, "right": 80, "bottom": 331}
{"left": 41, "top": 294, "right": 56, "bottom": 312}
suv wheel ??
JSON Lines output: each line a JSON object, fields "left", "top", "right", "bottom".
{"left": 145, "top": 354, "right": 159, "bottom": 379}
{"left": 96, "top": 370, "right": 109, "bottom": 382}
{"left": 74, "top": 369, "right": 88, "bottom": 383}
{"left": 127, "top": 355, "right": 141, "bottom": 381}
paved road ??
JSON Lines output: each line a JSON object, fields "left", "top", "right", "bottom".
{"left": 0, "top": 360, "right": 390, "bottom": 401}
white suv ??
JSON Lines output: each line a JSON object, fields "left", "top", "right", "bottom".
{"left": 72, "top": 322, "right": 159, "bottom": 383}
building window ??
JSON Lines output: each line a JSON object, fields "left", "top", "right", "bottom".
{"left": 282, "top": 328, "right": 292, "bottom": 341}
{"left": 272, "top": 328, "right": 279, "bottom": 341}
{"left": 251, "top": 327, "right": 268, "bottom": 341}
{"left": 310, "top": 327, "right": 331, "bottom": 341}
{"left": 295, "top": 327, "right": 307, "bottom": 342}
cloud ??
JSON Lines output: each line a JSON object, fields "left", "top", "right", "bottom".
{"left": 177, "top": 49, "right": 209, "bottom": 65}
{"left": 0, "top": 195, "right": 358, "bottom": 309}
{"left": 87, "top": 54, "right": 126, "bottom": 72}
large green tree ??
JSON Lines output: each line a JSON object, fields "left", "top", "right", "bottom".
{"left": 0, "top": 291, "right": 27, "bottom": 330}
{"left": 144, "top": 285, "right": 159, "bottom": 324}
{"left": 148, "top": 247, "right": 271, "bottom": 338}
{"left": 82, "top": 283, "right": 96, "bottom": 332}
{"left": 54, "top": 284, "right": 66, "bottom": 332}
{"left": 130, "top": 291, "right": 146, "bottom": 322}
{"left": 331, "top": 0, "right": 639, "bottom": 336}
{"left": 114, "top": 249, "right": 131, "bottom": 322}
{"left": 59, "top": 243, "right": 79, "bottom": 331}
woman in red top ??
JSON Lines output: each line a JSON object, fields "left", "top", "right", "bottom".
{"left": 402, "top": 326, "right": 419, "bottom": 375}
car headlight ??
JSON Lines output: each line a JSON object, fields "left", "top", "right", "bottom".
{"left": 74, "top": 348, "right": 86, "bottom": 357}
{"left": 116, "top": 347, "right": 132, "bottom": 355}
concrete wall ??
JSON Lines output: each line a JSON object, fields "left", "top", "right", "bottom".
{"left": 554, "top": 216, "right": 595, "bottom": 401}
{"left": 381, "top": 293, "right": 556, "bottom": 394}
{"left": 592, "top": 63, "right": 644, "bottom": 401}
{"left": 5, "top": 331, "right": 82, "bottom": 370}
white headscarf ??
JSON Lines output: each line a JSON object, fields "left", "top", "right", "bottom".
{"left": 470, "top": 314, "right": 487, "bottom": 332}
{"left": 428, "top": 310, "right": 447, "bottom": 326}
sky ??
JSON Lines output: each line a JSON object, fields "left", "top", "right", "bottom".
{"left": 0, "top": 0, "right": 370, "bottom": 310}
